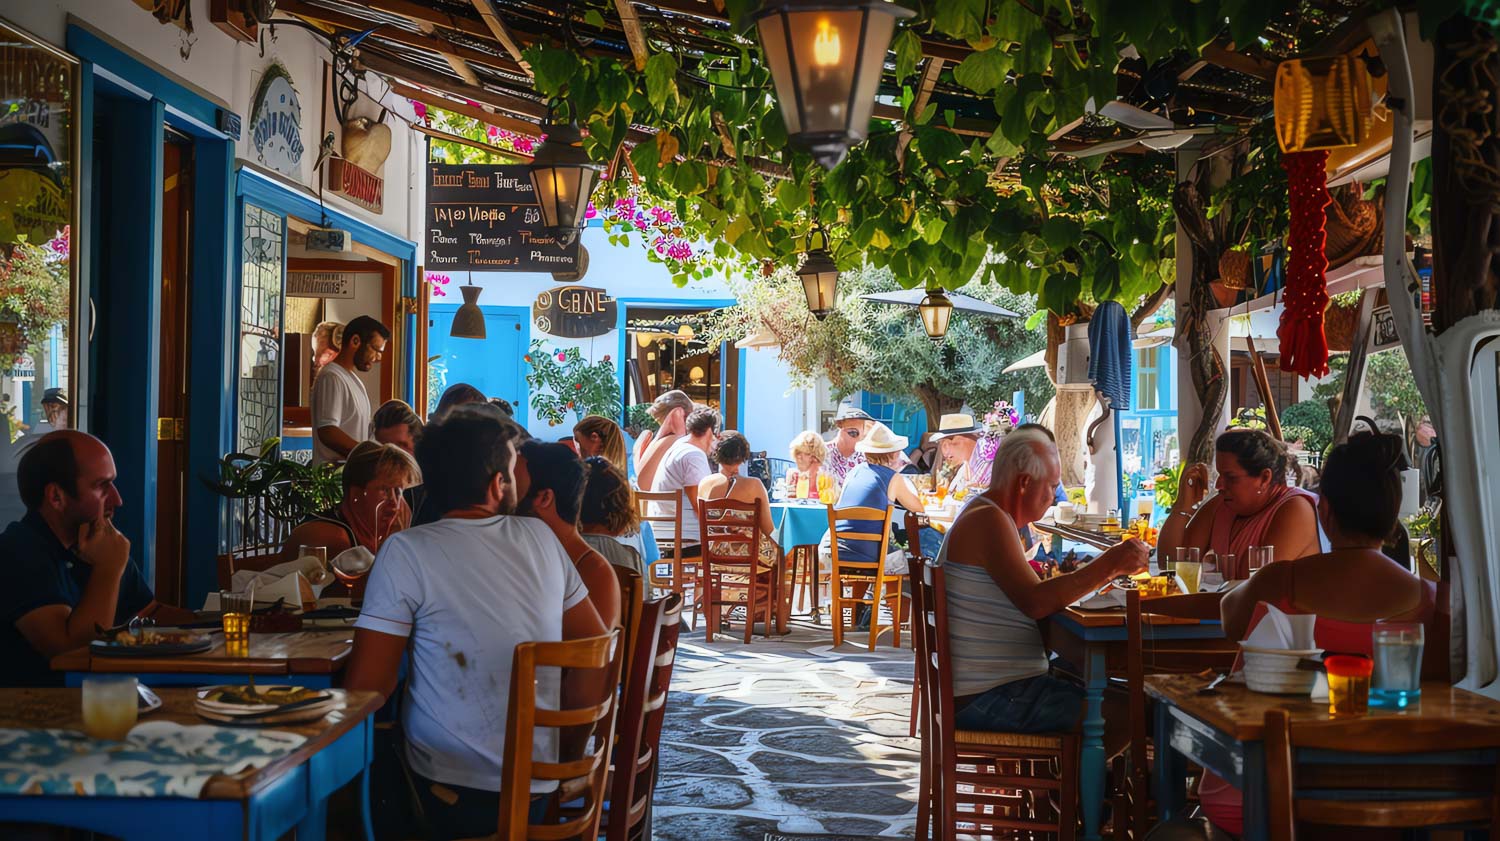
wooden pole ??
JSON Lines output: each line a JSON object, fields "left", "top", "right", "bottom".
{"left": 1244, "top": 334, "right": 1282, "bottom": 440}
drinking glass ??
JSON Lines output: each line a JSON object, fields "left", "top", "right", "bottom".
{"left": 82, "top": 676, "right": 139, "bottom": 740}
{"left": 221, "top": 589, "right": 252, "bottom": 657}
{"left": 1173, "top": 561, "right": 1202, "bottom": 594}
{"left": 1248, "top": 545, "right": 1274, "bottom": 574}
{"left": 934, "top": 484, "right": 948, "bottom": 503}
{"left": 1326, "top": 655, "right": 1373, "bottom": 716}
{"left": 1371, "top": 622, "right": 1425, "bottom": 708}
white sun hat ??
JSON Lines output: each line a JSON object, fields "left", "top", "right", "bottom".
{"left": 856, "top": 422, "right": 909, "bottom": 454}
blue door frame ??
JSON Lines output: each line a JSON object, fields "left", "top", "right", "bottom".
{"left": 69, "top": 24, "right": 239, "bottom": 605}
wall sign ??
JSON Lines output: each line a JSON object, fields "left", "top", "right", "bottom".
{"left": 533, "top": 285, "right": 616, "bottom": 338}
{"left": 1369, "top": 304, "right": 1401, "bottom": 351}
{"left": 287, "top": 270, "right": 370, "bottom": 299}
{"left": 249, "top": 63, "right": 304, "bottom": 179}
{"left": 426, "top": 163, "right": 579, "bottom": 272}
{"left": 326, "top": 158, "right": 383, "bottom": 213}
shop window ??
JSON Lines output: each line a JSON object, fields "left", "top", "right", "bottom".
{"left": 0, "top": 21, "right": 77, "bottom": 524}
{"left": 237, "top": 203, "right": 284, "bottom": 453}
{"left": 624, "top": 306, "right": 737, "bottom": 430}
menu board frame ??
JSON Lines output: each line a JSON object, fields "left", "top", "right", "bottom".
{"left": 425, "top": 163, "right": 579, "bottom": 273}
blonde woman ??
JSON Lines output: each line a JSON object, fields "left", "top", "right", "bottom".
{"left": 785, "top": 430, "right": 829, "bottom": 499}
{"left": 282, "top": 441, "right": 420, "bottom": 563}
{"left": 573, "top": 415, "right": 628, "bottom": 469}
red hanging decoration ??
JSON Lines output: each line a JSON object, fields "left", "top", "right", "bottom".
{"left": 1277, "top": 149, "right": 1332, "bottom": 378}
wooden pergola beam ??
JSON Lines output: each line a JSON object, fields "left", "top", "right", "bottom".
{"left": 416, "top": 123, "right": 534, "bottom": 161}
{"left": 390, "top": 80, "right": 543, "bottom": 137}
{"left": 357, "top": 50, "right": 547, "bottom": 119}
{"left": 1201, "top": 41, "right": 1276, "bottom": 82}
{"left": 471, "top": 0, "right": 532, "bottom": 75}
{"left": 442, "top": 53, "right": 481, "bottom": 86}
{"left": 278, "top": 0, "right": 526, "bottom": 77}
{"left": 913, "top": 58, "right": 945, "bottom": 119}
{"left": 615, "top": 0, "right": 651, "bottom": 71}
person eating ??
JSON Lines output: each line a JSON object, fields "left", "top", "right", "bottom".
{"left": 1156, "top": 428, "right": 1322, "bottom": 577}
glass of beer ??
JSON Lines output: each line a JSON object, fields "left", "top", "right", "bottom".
{"left": 221, "top": 589, "right": 253, "bottom": 657}
{"left": 82, "top": 676, "right": 139, "bottom": 741}
{"left": 1326, "top": 655, "right": 1374, "bottom": 717}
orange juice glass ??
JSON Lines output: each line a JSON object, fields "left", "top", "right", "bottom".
{"left": 1326, "top": 655, "right": 1373, "bottom": 716}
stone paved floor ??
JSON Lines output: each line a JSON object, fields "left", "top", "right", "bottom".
{"left": 654, "top": 616, "right": 920, "bottom": 840}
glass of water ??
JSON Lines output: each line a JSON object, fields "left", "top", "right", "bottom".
{"left": 1371, "top": 622, "right": 1425, "bottom": 708}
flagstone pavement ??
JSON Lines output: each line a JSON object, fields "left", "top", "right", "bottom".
{"left": 654, "top": 618, "right": 920, "bottom": 840}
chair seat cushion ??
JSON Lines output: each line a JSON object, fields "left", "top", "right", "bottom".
{"left": 955, "top": 729, "right": 1066, "bottom": 750}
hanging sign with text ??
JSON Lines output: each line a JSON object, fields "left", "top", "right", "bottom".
{"left": 533, "top": 285, "right": 617, "bottom": 338}
{"left": 425, "top": 163, "right": 579, "bottom": 273}
{"left": 287, "top": 270, "right": 368, "bottom": 299}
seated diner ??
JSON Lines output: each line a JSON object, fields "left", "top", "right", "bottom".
{"left": 515, "top": 440, "right": 622, "bottom": 630}
{"left": 578, "top": 455, "right": 645, "bottom": 575}
{"left": 699, "top": 430, "right": 782, "bottom": 571}
{"left": 827, "top": 423, "right": 923, "bottom": 629}
{"left": 784, "top": 430, "right": 829, "bottom": 499}
{"left": 281, "top": 440, "right": 420, "bottom": 564}
{"left": 1156, "top": 427, "right": 1322, "bottom": 577}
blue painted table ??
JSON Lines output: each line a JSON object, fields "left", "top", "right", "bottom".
{"left": 1147, "top": 673, "right": 1500, "bottom": 841}
{"left": 1044, "top": 608, "right": 1226, "bottom": 841}
{"left": 53, "top": 630, "right": 355, "bottom": 689}
{"left": 0, "top": 686, "right": 380, "bottom": 841}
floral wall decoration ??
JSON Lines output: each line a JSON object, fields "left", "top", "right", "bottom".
{"left": 524, "top": 340, "right": 620, "bottom": 426}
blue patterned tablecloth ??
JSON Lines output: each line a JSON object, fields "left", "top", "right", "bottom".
{"left": 0, "top": 721, "right": 306, "bottom": 797}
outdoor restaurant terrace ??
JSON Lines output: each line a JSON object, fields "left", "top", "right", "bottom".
{"left": 0, "top": 0, "right": 1498, "bottom": 840}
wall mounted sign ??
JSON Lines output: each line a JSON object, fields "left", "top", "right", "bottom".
{"left": 1369, "top": 304, "right": 1401, "bottom": 351}
{"left": 533, "top": 285, "right": 616, "bottom": 338}
{"left": 326, "top": 158, "right": 383, "bottom": 213}
{"left": 425, "top": 163, "right": 579, "bottom": 272}
{"left": 287, "top": 270, "right": 370, "bottom": 299}
{"left": 249, "top": 63, "right": 304, "bottom": 179}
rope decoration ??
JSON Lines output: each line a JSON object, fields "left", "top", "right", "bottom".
{"left": 1277, "top": 149, "right": 1332, "bottom": 379}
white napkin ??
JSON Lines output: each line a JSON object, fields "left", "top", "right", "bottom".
{"left": 230, "top": 557, "right": 333, "bottom": 595}
{"left": 1243, "top": 602, "right": 1318, "bottom": 650}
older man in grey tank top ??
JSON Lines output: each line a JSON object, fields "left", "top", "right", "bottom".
{"left": 936, "top": 428, "right": 1149, "bottom": 735}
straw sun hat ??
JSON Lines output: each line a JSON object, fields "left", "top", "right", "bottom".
{"left": 856, "top": 423, "right": 908, "bottom": 454}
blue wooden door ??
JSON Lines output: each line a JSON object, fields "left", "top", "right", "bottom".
{"left": 427, "top": 305, "right": 529, "bottom": 421}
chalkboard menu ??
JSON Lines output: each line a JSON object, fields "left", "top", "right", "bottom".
{"left": 533, "top": 284, "right": 617, "bottom": 338}
{"left": 426, "top": 163, "right": 579, "bottom": 272}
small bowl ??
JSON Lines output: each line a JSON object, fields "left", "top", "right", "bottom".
{"left": 1239, "top": 644, "right": 1323, "bottom": 695}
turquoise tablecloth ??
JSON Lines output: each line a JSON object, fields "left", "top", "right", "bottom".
{"left": 770, "top": 501, "right": 829, "bottom": 550}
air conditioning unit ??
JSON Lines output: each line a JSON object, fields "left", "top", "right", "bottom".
{"left": 1054, "top": 322, "right": 1094, "bottom": 391}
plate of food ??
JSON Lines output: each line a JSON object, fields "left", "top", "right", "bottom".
{"left": 195, "top": 685, "right": 342, "bottom": 725}
{"left": 90, "top": 628, "right": 214, "bottom": 657}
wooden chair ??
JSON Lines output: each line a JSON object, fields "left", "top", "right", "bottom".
{"left": 603, "top": 593, "right": 684, "bottom": 841}
{"left": 1264, "top": 707, "right": 1500, "bottom": 840}
{"left": 915, "top": 560, "right": 1079, "bottom": 840}
{"left": 905, "top": 509, "right": 931, "bottom": 740}
{"left": 1122, "top": 589, "right": 1236, "bottom": 840}
{"left": 908, "top": 550, "right": 935, "bottom": 841}
{"left": 698, "top": 497, "right": 776, "bottom": 644}
{"left": 636, "top": 489, "right": 699, "bottom": 611}
{"left": 613, "top": 565, "right": 645, "bottom": 684}
{"left": 215, "top": 544, "right": 286, "bottom": 590}
{"left": 826, "top": 503, "right": 904, "bottom": 650}
{"left": 493, "top": 630, "right": 624, "bottom": 841}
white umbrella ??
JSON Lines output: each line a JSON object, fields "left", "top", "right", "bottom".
{"left": 860, "top": 288, "right": 1022, "bottom": 318}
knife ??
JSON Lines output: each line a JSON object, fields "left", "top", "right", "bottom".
{"left": 224, "top": 693, "right": 336, "bottom": 721}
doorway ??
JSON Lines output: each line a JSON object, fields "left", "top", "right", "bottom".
{"left": 624, "top": 306, "right": 739, "bottom": 429}
{"left": 154, "top": 128, "right": 193, "bottom": 603}
{"left": 426, "top": 305, "right": 529, "bottom": 419}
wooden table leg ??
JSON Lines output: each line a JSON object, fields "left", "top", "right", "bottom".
{"left": 1080, "top": 645, "right": 1108, "bottom": 841}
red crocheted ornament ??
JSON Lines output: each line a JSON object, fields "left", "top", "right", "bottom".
{"left": 1277, "top": 149, "right": 1332, "bottom": 379}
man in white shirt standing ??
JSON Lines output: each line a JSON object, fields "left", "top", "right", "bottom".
{"left": 345, "top": 403, "right": 606, "bottom": 838}
{"left": 310, "top": 315, "right": 388, "bottom": 465}
{"left": 648, "top": 407, "right": 718, "bottom": 549}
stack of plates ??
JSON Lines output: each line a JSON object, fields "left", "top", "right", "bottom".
{"left": 194, "top": 685, "right": 343, "bottom": 725}
{"left": 1239, "top": 644, "right": 1323, "bottom": 695}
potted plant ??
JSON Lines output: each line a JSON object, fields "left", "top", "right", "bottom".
{"left": 524, "top": 341, "right": 620, "bottom": 427}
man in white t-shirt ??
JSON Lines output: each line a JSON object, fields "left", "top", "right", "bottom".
{"left": 345, "top": 404, "right": 606, "bottom": 838}
{"left": 310, "top": 315, "right": 388, "bottom": 465}
{"left": 647, "top": 407, "right": 718, "bottom": 546}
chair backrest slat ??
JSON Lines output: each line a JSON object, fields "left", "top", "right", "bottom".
{"left": 700, "top": 497, "right": 763, "bottom": 573}
{"left": 606, "top": 594, "right": 685, "bottom": 841}
{"left": 826, "top": 504, "right": 894, "bottom": 573}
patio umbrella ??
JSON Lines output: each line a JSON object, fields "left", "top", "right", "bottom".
{"left": 859, "top": 289, "right": 1022, "bottom": 318}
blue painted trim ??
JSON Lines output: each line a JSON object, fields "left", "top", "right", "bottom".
{"left": 66, "top": 25, "right": 232, "bottom": 138}
{"left": 736, "top": 347, "right": 747, "bottom": 429}
{"left": 236, "top": 169, "right": 417, "bottom": 266}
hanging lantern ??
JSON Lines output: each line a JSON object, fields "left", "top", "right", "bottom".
{"left": 753, "top": 0, "right": 914, "bottom": 169}
{"left": 918, "top": 288, "right": 953, "bottom": 340}
{"left": 797, "top": 223, "right": 839, "bottom": 319}
{"left": 528, "top": 121, "right": 603, "bottom": 247}
{"left": 450, "top": 284, "right": 487, "bottom": 339}
{"left": 1273, "top": 54, "right": 1372, "bottom": 153}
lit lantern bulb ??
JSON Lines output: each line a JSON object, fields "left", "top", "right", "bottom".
{"left": 812, "top": 18, "right": 841, "bottom": 67}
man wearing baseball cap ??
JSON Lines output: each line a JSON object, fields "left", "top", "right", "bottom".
{"left": 825, "top": 403, "right": 874, "bottom": 485}
{"left": 40, "top": 388, "right": 68, "bottom": 431}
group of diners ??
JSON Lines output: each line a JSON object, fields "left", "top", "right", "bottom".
{"left": 934, "top": 423, "right": 1433, "bottom": 841}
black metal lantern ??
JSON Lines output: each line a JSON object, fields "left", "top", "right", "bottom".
{"left": 528, "top": 121, "right": 603, "bottom": 247}
{"left": 798, "top": 224, "right": 839, "bottom": 319}
{"left": 753, "top": 0, "right": 914, "bottom": 170}
{"left": 918, "top": 287, "right": 953, "bottom": 340}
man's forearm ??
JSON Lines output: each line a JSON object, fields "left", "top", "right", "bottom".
{"left": 1025, "top": 559, "right": 1122, "bottom": 619}
{"left": 63, "top": 568, "right": 125, "bottom": 649}
{"left": 317, "top": 425, "right": 358, "bottom": 457}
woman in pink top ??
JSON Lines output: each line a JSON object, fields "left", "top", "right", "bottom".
{"left": 1158, "top": 429, "right": 1322, "bottom": 577}
{"left": 1176, "top": 429, "right": 1435, "bottom": 840}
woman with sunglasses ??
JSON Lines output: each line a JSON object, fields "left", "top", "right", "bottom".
{"left": 1155, "top": 428, "right": 1322, "bottom": 578}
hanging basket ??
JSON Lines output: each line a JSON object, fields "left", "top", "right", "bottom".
{"left": 1324, "top": 185, "right": 1384, "bottom": 270}
{"left": 1218, "top": 249, "right": 1253, "bottom": 290}
{"left": 1323, "top": 298, "right": 1360, "bottom": 352}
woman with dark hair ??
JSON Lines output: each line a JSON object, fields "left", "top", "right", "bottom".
{"left": 698, "top": 431, "right": 782, "bottom": 571}
{"left": 1157, "top": 428, "right": 1322, "bottom": 577}
{"left": 372, "top": 399, "right": 423, "bottom": 454}
{"left": 1173, "top": 428, "right": 1436, "bottom": 840}
{"left": 514, "top": 440, "right": 621, "bottom": 630}
{"left": 433, "top": 383, "right": 486, "bottom": 420}
{"left": 578, "top": 456, "right": 644, "bottom": 575}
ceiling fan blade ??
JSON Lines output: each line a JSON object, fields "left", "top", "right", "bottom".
{"left": 1099, "top": 100, "right": 1176, "bottom": 131}
{"left": 1140, "top": 133, "right": 1195, "bottom": 151}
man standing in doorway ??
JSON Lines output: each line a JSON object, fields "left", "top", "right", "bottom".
{"left": 311, "top": 315, "right": 389, "bottom": 465}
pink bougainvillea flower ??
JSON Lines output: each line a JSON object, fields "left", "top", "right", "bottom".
{"left": 486, "top": 124, "right": 501, "bottom": 141}
{"left": 584, "top": 202, "right": 599, "bottom": 220}
{"left": 409, "top": 99, "right": 427, "bottom": 121}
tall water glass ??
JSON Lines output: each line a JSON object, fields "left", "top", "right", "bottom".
{"left": 1247, "top": 545, "right": 1274, "bottom": 574}
{"left": 1371, "top": 622, "right": 1425, "bottom": 708}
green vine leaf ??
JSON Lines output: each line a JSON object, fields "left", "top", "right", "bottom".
{"left": 893, "top": 29, "right": 923, "bottom": 82}
{"left": 645, "top": 52, "right": 680, "bottom": 111}
{"left": 953, "top": 48, "right": 1011, "bottom": 95}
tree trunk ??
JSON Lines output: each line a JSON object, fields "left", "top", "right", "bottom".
{"left": 1052, "top": 389, "right": 1096, "bottom": 487}
{"left": 914, "top": 383, "right": 963, "bottom": 432}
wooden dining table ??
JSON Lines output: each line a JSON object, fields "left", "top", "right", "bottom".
{"left": 0, "top": 686, "right": 381, "bottom": 841}
{"left": 1042, "top": 605, "right": 1227, "bottom": 841}
{"left": 51, "top": 630, "right": 357, "bottom": 688}
{"left": 1147, "top": 673, "right": 1500, "bottom": 841}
